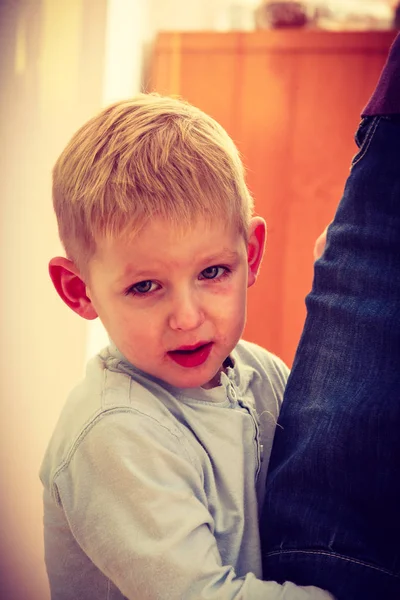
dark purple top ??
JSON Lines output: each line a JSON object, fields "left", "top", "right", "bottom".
{"left": 362, "top": 33, "right": 400, "bottom": 116}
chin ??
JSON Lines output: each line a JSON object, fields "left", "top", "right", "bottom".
{"left": 169, "top": 366, "right": 221, "bottom": 389}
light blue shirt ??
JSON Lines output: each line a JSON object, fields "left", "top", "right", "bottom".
{"left": 40, "top": 339, "right": 333, "bottom": 600}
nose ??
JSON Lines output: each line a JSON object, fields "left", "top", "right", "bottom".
{"left": 168, "top": 289, "right": 205, "bottom": 332}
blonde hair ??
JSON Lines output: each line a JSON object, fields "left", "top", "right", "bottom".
{"left": 52, "top": 93, "right": 254, "bottom": 271}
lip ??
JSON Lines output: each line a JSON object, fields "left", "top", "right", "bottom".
{"left": 168, "top": 341, "right": 213, "bottom": 368}
{"left": 173, "top": 342, "right": 209, "bottom": 352}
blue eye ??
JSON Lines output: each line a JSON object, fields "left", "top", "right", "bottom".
{"left": 128, "top": 280, "right": 155, "bottom": 295}
{"left": 200, "top": 266, "right": 227, "bottom": 280}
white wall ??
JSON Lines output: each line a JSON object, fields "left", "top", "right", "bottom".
{"left": 0, "top": 0, "right": 107, "bottom": 597}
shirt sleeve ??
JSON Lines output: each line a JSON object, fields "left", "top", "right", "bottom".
{"left": 54, "top": 409, "right": 334, "bottom": 600}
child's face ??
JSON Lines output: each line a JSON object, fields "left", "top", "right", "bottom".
{"left": 84, "top": 217, "right": 265, "bottom": 389}
{"left": 55, "top": 216, "right": 265, "bottom": 389}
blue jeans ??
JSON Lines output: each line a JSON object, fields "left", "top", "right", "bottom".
{"left": 261, "top": 116, "right": 400, "bottom": 600}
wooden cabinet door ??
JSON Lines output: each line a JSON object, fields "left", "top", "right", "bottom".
{"left": 150, "top": 30, "right": 395, "bottom": 365}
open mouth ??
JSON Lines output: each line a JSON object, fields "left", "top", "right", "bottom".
{"left": 168, "top": 342, "right": 213, "bottom": 368}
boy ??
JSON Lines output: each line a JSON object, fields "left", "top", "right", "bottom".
{"left": 40, "top": 95, "right": 332, "bottom": 599}
{"left": 261, "top": 34, "right": 400, "bottom": 600}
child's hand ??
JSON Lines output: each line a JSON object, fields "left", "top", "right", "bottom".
{"left": 313, "top": 225, "right": 329, "bottom": 261}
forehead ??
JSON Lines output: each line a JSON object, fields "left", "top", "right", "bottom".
{"left": 93, "top": 217, "right": 245, "bottom": 280}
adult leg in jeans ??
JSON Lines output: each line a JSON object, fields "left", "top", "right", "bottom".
{"left": 261, "top": 37, "right": 400, "bottom": 600}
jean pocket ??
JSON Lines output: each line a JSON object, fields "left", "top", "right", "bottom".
{"left": 351, "top": 116, "right": 381, "bottom": 168}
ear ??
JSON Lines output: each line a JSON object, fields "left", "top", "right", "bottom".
{"left": 247, "top": 216, "right": 267, "bottom": 288}
{"left": 48, "top": 257, "right": 98, "bottom": 320}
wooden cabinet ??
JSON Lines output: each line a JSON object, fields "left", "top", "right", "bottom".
{"left": 149, "top": 30, "right": 396, "bottom": 366}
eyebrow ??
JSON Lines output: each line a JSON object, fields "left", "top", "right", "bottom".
{"left": 200, "top": 250, "right": 240, "bottom": 264}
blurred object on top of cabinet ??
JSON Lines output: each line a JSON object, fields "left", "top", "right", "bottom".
{"left": 255, "top": 0, "right": 395, "bottom": 31}
{"left": 255, "top": 1, "right": 313, "bottom": 29}
{"left": 149, "top": 30, "right": 396, "bottom": 365}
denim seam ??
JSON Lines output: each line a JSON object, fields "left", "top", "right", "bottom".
{"left": 106, "top": 578, "right": 111, "bottom": 600}
{"left": 265, "top": 549, "right": 400, "bottom": 578}
{"left": 351, "top": 116, "right": 381, "bottom": 168}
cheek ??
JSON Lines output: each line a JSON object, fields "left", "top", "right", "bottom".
{"left": 93, "top": 300, "right": 137, "bottom": 347}
{"left": 116, "top": 308, "right": 162, "bottom": 347}
{"left": 220, "top": 297, "right": 247, "bottom": 345}
{"left": 209, "top": 280, "right": 247, "bottom": 323}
